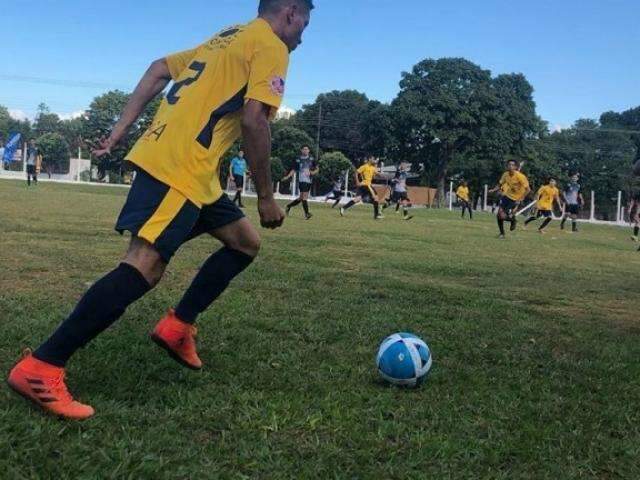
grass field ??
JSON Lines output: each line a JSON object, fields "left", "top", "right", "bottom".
{"left": 1, "top": 179, "right": 639, "bottom": 479}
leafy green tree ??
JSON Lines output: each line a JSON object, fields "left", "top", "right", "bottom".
{"left": 316, "top": 151, "right": 353, "bottom": 193}
{"left": 60, "top": 117, "right": 86, "bottom": 157}
{"left": 270, "top": 157, "right": 286, "bottom": 186}
{"left": 293, "top": 90, "right": 378, "bottom": 159}
{"left": 83, "top": 90, "right": 162, "bottom": 176}
{"left": 33, "top": 104, "right": 62, "bottom": 138}
{"left": 271, "top": 126, "right": 315, "bottom": 171}
{"left": 0, "top": 105, "right": 10, "bottom": 139}
{"left": 36, "top": 133, "right": 71, "bottom": 173}
{"left": 391, "top": 58, "right": 540, "bottom": 205}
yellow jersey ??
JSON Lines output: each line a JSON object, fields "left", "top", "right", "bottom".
{"left": 357, "top": 164, "right": 377, "bottom": 187}
{"left": 456, "top": 186, "right": 470, "bottom": 202}
{"left": 499, "top": 171, "right": 530, "bottom": 202}
{"left": 536, "top": 185, "right": 559, "bottom": 211}
{"left": 127, "top": 19, "right": 289, "bottom": 206}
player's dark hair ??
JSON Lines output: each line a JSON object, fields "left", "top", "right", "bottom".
{"left": 507, "top": 159, "right": 520, "bottom": 167}
{"left": 301, "top": 144, "right": 311, "bottom": 150}
{"left": 259, "top": 0, "right": 314, "bottom": 15}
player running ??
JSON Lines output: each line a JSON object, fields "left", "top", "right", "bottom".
{"left": 283, "top": 145, "right": 318, "bottom": 220}
{"left": 489, "top": 159, "right": 531, "bottom": 239}
{"left": 229, "top": 150, "right": 249, "bottom": 208}
{"left": 382, "top": 165, "right": 413, "bottom": 220}
{"left": 7, "top": 0, "right": 313, "bottom": 420}
{"left": 523, "top": 178, "right": 563, "bottom": 234}
{"left": 340, "top": 156, "right": 383, "bottom": 220}
{"left": 325, "top": 172, "right": 346, "bottom": 208}
{"left": 629, "top": 191, "right": 639, "bottom": 242}
{"left": 560, "top": 174, "right": 585, "bottom": 233}
{"left": 456, "top": 181, "right": 472, "bottom": 220}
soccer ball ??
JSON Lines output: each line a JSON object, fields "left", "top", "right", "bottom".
{"left": 376, "top": 333, "right": 432, "bottom": 388}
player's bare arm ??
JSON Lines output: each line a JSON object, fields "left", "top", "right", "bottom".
{"left": 242, "top": 99, "right": 285, "bottom": 230}
{"left": 354, "top": 170, "right": 365, "bottom": 187}
{"left": 93, "top": 59, "right": 172, "bottom": 157}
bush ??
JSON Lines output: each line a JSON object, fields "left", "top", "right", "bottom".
{"left": 316, "top": 151, "right": 354, "bottom": 193}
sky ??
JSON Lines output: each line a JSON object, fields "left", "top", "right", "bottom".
{"left": 2, "top": 0, "right": 639, "bottom": 130}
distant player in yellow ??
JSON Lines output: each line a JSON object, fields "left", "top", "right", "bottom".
{"left": 8, "top": 0, "right": 314, "bottom": 421}
{"left": 456, "top": 181, "right": 472, "bottom": 220}
{"left": 524, "top": 178, "right": 563, "bottom": 233}
{"left": 340, "top": 155, "right": 384, "bottom": 220}
{"left": 489, "top": 159, "right": 531, "bottom": 238}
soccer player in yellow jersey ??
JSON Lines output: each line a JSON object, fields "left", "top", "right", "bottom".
{"left": 489, "top": 159, "right": 531, "bottom": 238}
{"left": 456, "top": 181, "right": 472, "bottom": 220}
{"left": 340, "top": 156, "right": 384, "bottom": 220}
{"left": 524, "top": 178, "right": 563, "bottom": 233}
{"left": 8, "top": 0, "right": 314, "bottom": 421}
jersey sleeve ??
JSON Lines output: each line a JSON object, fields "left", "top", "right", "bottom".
{"left": 165, "top": 46, "right": 199, "bottom": 81}
{"left": 522, "top": 174, "right": 531, "bottom": 191}
{"left": 245, "top": 41, "right": 290, "bottom": 119}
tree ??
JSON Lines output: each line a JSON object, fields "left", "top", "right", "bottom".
{"left": 271, "top": 126, "right": 315, "bottom": 171}
{"left": 391, "top": 58, "right": 540, "bottom": 205}
{"left": 36, "top": 133, "right": 71, "bottom": 173}
{"left": 293, "top": 90, "right": 380, "bottom": 160}
{"left": 316, "top": 151, "right": 353, "bottom": 193}
{"left": 33, "top": 103, "right": 62, "bottom": 138}
{"left": 0, "top": 105, "right": 10, "bottom": 140}
{"left": 59, "top": 117, "right": 86, "bottom": 157}
{"left": 83, "top": 90, "right": 162, "bottom": 176}
{"left": 543, "top": 119, "right": 636, "bottom": 217}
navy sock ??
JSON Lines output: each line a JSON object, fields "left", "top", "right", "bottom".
{"left": 34, "top": 263, "right": 151, "bottom": 367}
{"left": 287, "top": 199, "right": 302, "bottom": 210}
{"left": 498, "top": 217, "right": 505, "bottom": 235}
{"left": 634, "top": 226, "right": 638, "bottom": 236}
{"left": 374, "top": 201, "right": 380, "bottom": 217}
{"left": 175, "top": 248, "right": 254, "bottom": 325}
{"left": 540, "top": 218, "right": 552, "bottom": 230}
{"left": 343, "top": 200, "right": 356, "bottom": 210}
{"left": 302, "top": 200, "right": 310, "bottom": 216}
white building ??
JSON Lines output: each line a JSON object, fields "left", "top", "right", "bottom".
{"left": 275, "top": 105, "right": 296, "bottom": 120}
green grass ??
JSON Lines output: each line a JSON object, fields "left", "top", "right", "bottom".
{"left": 1, "top": 179, "right": 639, "bottom": 479}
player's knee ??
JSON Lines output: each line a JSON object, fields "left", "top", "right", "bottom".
{"left": 124, "top": 237, "right": 167, "bottom": 287}
{"left": 226, "top": 230, "right": 261, "bottom": 258}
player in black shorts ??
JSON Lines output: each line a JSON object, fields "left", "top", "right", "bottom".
{"left": 629, "top": 191, "right": 640, "bottom": 245}
{"left": 340, "top": 156, "right": 383, "bottom": 220}
{"left": 325, "top": 173, "right": 346, "bottom": 208}
{"left": 560, "top": 174, "right": 584, "bottom": 233}
{"left": 283, "top": 145, "right": 318, "bottom": 220}
{"left": 382, "top": 165, "right": 413, "bottom": 220}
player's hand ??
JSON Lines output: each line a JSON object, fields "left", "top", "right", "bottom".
{"left": 258, "top": 197, "right": 285, "bottom": 230}
{"left": 92, "top": 136, "right": 115, "bottom": 158}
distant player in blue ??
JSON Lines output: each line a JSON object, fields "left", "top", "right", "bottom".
{"left": 229, "top": 150, "right": 249, "bottom": 208}
{"left": 282, "top": 145, "right": 319, "bottom": 220}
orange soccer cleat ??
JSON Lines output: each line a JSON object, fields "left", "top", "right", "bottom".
{"left": 7, "top": 351, "right": 95, "bottom": 420}
{"left": 151, "top": 309, "right": 203, "bottom": 370}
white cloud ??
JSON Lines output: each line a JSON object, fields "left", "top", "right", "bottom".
{"left": 551, "top": 124, "right": 570, "bottom": 133}
{"left": 58, "top": 110, "right": 85, "bottom": 121}
{"left": 8, "top": 109, "right": 29, "bottom": 121}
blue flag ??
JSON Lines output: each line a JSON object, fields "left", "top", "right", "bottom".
{"left": 3, "top": 133, "right": 21, "bottom": 165}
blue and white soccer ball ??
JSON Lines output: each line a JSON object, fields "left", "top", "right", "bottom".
{"left": 376, "top": 333, "right": 433, "bottom": 388}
